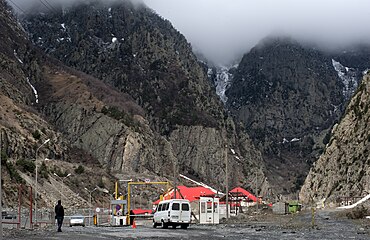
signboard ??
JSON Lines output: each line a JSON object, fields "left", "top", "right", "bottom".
{"left": 111, "top": 200, "right": 127, "bottom": 205}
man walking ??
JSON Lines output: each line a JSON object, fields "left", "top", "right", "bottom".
{"left": 55, "top": 200, "right": 64, "bottom": 232}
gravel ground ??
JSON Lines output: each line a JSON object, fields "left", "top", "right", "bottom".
{"left": 3, "top": 209, "right": 370, "bottom": 240}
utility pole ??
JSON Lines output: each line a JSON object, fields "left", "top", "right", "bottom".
{"left": 225, "top": 145, "right": 229, "bottom": 219}
{"left": 255, "top": 171, "right": 258, "bottom": 210}
{"left": 53, "top": 173, "right": 71, "bottom": 202}
{"left": 173, "top": 157, "right": 177, "bottom": 199}
{"left": 84, "top": 187, "right": 97, "bottom": 226}
{"left": 35, "top": 139, "right": 50, "bottom": 226}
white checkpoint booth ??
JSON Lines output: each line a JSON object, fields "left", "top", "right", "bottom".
{"left": 199, "top": 197, "right": 219, "bottom": 224}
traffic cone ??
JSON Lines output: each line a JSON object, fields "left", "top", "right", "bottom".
{"left": 132, "top": 220, "right": 137, "bottom": 229}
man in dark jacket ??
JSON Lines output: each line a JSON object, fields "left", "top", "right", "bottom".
{"left": 55, "top": 200, "right": 64, "bottom": 232}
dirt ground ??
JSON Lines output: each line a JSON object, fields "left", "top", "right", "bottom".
{"left": 3, "top": 209, "right": 370, "bottom": 240}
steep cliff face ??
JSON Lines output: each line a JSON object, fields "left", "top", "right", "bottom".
{"left": 22, "top": 0, "right": 223, "bottom": 132}
{"left": 0, "top": 0, "right": 82, "bottom": 207}
{"left": 0, "top": 0, "right": 68, "bottom": 164}
{"left": 300, "top": 73, "right": 370, "bottom": 204}
{"left": 226, "top": 37, "right": 350, "bottom": 194}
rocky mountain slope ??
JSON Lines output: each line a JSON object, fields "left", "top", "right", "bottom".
{"left": 23, "top": 0, "right": 223, "bottom": 132}
{"left": 1, "top": 0, "right": 269, "bottom": 208}
{"left": 0, "top": 0, "right": 130, "bottom": 207}
{"left": 225, "top": 37, "right": 369, "bottom": 195}
{"left": 300, "top": 72, "right": 370, "bottom": 204}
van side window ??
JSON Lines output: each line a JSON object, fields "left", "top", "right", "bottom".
{"left": 182, "top": 203, "right": 189, "bottom": 211}
{"left": 158, "top": 204, "right": 162, "bottom": 212}
{"left": 165, "top": 203, "right": 170, "bottom": 210}
{"left": 172, "top": 203, "right": 180, "bottom": 210}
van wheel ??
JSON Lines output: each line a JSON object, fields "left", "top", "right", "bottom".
{"left": 153, "top": 221, "right": 157, "bottom": 228}
{"left": 161, "top": 220, "right": 168, "bottom": 229}
{"left": 181, "top": 224, "right": 188, "bottom": 229}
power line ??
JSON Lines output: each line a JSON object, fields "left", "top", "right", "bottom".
{"left": 7, "top": 0, "right": 26, "bottom": 14}
{"left": 38, "top": 0, "right": 52, "bottom": 12}
{"left": 41, "top": 0, "right": 58, "bottom": 13}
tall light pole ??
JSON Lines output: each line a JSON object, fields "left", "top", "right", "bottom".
{"left": 255, "top": 171, "right": 258, "bottom": 210}
{"left": 84, "top": 187, "right": 97, "bottom": 226}
{"left": 54, "top": 173, "right": 71, "bottom": 201}
{"left": 224, "top": 145, "right": 229, "bottom": 219}
{"left": 34, "top": 138, "right": 50, "bottom": 226}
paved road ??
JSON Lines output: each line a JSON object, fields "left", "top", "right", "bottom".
{"left": 4, "top": 210, "right": 370, "bottom": 239}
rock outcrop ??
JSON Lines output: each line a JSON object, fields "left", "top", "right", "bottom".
{"left": 300, "top": 73, "right": 370, "bottom": 204}
{"left": 22, "top": 0, "right": 223, "bottom": 131}
{"left": 226, "top": 37, "right": 358, "bottom": 195}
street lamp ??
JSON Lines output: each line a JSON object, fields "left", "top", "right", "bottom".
{"left": 84, "top": 187, "right": 97, "bottom": 225}
{"left": 225, "top": 148, "right": 238, "bottom": 219}
{"left": 224, "top": 145, "right": 229, "bottom": 219}
{"left": 35, "top": 138, "right": 50, "bottom": 226}
{"left": 54, "top": 173, "right": 72, "bottom": 201}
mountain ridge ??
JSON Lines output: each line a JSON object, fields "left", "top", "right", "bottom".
{"left": 224, "top": 36, "right": 369, "bottom": 195}
{"left": 0, "top": 0, "right": 269, "bottom": 207}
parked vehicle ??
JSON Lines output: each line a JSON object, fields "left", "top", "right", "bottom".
{"left": 153, "top": 199, "right": 191, "bottom": 229}
{"left": 69, "top": 215, "right": 85, "bottom": 227}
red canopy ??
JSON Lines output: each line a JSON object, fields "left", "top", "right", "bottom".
{"left": 153, "top": 186, "right": 215, "bottom": 204}
{"left": 229, "top": 187, "right": 257, "bottom": 202}
{"left": 131, "top": 208, "right": 153, "bottom": 215}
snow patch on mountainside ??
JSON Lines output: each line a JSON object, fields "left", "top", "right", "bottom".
{"left": 13, "top": 50, "right": 23, "bottom": 64}
{"left": 332, "top": 59, "right": 358, "bottom": 100}
{"left": 26, "top": 77, "right": 38, "bottom": 104}
{"left": 213, "top": 66, "right": 236, "bottom": 103}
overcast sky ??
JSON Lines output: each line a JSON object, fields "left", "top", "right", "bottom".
{"left": 143, "top": 0, "right": 370, "bottom": 65}
{"left": 8, "top": 0, "right": 370, "bottom": 65}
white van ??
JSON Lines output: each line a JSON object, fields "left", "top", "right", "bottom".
{"left": 153, "top": 199, "right": 191, "bottom": 229}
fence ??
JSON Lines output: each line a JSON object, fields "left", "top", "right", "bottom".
{"left": 1, "top": 207, "right": 107, "bottom": 229}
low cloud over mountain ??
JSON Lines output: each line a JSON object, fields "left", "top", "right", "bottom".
{"left": 8, "top": 0, "right": 370, "bottom": 64}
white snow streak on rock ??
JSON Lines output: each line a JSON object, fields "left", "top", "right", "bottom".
{"left": 13, "top": 50, "right": 23, "bottom": 64}
{"left": 332, "top": 59, "right": 358, "bottom": 100}
{"left": 26, "top": 77, "right": 39, "bottom": 104}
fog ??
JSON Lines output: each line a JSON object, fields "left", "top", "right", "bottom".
{"left": 7, "top": 0, "right": 370, "bottom": 65}
{"left": 144, "top": 0, "right": 370, "bottom": 65}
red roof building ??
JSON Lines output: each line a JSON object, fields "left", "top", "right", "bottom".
{"left": 229, "top": 187, "right": 257, "bottom": 202}
{"left": 153, "top": 186, "right": 216, "bottom": 204}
